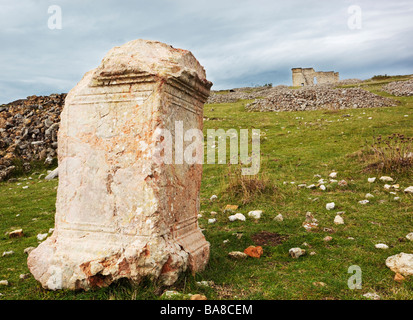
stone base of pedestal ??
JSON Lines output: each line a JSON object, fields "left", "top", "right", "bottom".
{"left": 28, "top": 227, "right": 209, "bottom": 290}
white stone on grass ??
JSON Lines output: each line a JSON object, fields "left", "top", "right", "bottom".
{"left": 363, "top": 292, "right": 380, "bottom": 300}
{"left": 326, "top": 202, "right": 335, "bottom": 210}
{"left": 36, "top": 233, "right": 48, "bottom": 241}
{"left": 208, "top": 218, "right": 216, "bottom": 224}
{"left": 247, "top": 210, "right": 262, "bottom": 220}
{"left": 274, "top": 214, "right": 283, "bottom": 222}
{"left": 228, "top": 213, "right": 246, "bottom": 222}
{"left": 380, "top": 176, "right": 394, "bottom": 182}
{"left": 334, "top": 215, "right": 344, "bottom": 225}
{"left": 375, "top": 243, "right": 389, "bottom": 249}
{"left": 406, "top": 233, "right": 413, "bottom": 241}
{"left": 329, "top": 172, "right": 337, "bottom": 178}
{"left": 368, "top": 177, "right": 376, "bottom": 183}
{"left": 2, "top": 251, "right": 14, "bottom": 257}
{"left": 385, "top": 253, "right": 413, "bottom": 276}
{"left": 359, "top": 200, "right": 369, "bottom": 205}
{"left": 289, "top": 248, "right": 306, "bottom": 259}
{"left": 404, "top": 186, "right": 413, "bottom": 194}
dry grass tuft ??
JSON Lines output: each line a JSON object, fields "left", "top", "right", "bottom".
{"left": 362, "top": 133, "right": 413, "bottom": 174}
{"left": 223, "top": 164, "right": 276, "bottom": 204}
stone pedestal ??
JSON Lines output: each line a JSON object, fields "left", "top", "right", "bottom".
{"left": 28, "top": 39, "right": 212, "bottom": 290}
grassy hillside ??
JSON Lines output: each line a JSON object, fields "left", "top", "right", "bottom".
{"left": 0, "top": 76, "right": 412, "bottom": 300}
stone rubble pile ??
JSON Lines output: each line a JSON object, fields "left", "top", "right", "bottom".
{"left": 0, "top": 94, "right": 65, "bottom": 181}
{"left": 245, "top": 86, "right": 398, "bottom": 112}
{"left": 206, "top": 85, "right": 288, "bottom": 104}
{"left": 206, "top": 79, "right": 363, "bottom": 105}
{"left": 383, "top": 79, "right": 413, "bottom": 96}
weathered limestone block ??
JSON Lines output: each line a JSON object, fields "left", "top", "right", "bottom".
{"left": 28, "top": 39, "right": 212, "bottom": 290}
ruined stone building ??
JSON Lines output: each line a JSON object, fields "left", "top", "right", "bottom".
{"left": 292, "top": 67, "right": 339, "bottom": 87}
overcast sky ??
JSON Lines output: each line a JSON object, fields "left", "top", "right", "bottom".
{"left": 1, "top": 0, "right": 412, "bottom": 104}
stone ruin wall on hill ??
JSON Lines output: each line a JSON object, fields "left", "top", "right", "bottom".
{"left": 292, "top": 67, "right": 339, "bottom": 87}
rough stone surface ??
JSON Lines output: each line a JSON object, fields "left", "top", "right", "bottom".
{"left": 9, "top": 229, "right": 24, "bottom": 238}
{"left": 383, "top": 79, "right": 413, "bottom": 96}
{"left": 292, "top": 67, "right": 339, "bottom": 87}
{"left": 385, "top": 253, "right": 413, "bottom": 276}
{"left": 27, "top": 39, "right": 212, "bottom": 290}
{"left": 289, "top": 248, "right": 306, "bottom": 259}
{"left": 244, "top": 246, "right": 263, "bottom": 258}
{"left": 228, "top": 251, "right": 248, "bottom": 260}
{"left": 0, "top": 94, "right": 64, "bottom": 181}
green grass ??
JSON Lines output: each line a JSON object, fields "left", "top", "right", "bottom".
{"left": 1, "top": 76, "right": 412, "bottom": 300}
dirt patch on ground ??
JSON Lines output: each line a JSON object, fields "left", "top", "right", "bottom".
{"left": 251, "top": 231, "right": 288, "bottom": 246}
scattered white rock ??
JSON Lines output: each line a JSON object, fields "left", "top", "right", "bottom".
{"left": 24, "top": 247, "right": 35, "bottom": 255}
{"left": 196, "top": 280, "right": 214, "bottom": 287}
{"left": 334, "top": 215, "right": 344, "bottom": 225}
{"left": 45, "top": 167, "right": 59, "bottom": 180}
{"left": 326, "top": 202, "right": 335, "bottom": 210}
{"left": 359, "top": 200, "right": 369, "bottom": 205}
{"left": 406, "top": 233, "right": 413, "bottom": 241}
{"left": 310, "top": 251, "right": 317, "bottom": 256}
{"left": 375, "top": 243, "right": 389, "bottom": 249}
{"left": 274, "top": 214, "right": 284, "bottom": 222}
{"left": 323, "top": 236, "right": 333, "bottom": 242}
{"left": 19, "top": 274, "right": 30, "bottom": 280}
{"left": 365, "top": 193, "right": 374, "bottom": 199}
{"left": 319, "top": 185, "right": 326, "bottom": 191}
{"left": 228, "top": 213, "right": 246, "bottom": 222}
{"left": 404, "top": 186, "right": 413, "bottom": 194}
{"left": 380, "top": 176, "right": 394, "bottom": 182}
{"left": 22, "top": 186, "right": 29, "bottom": 189}
{"left": 2, "top": 250, "right": 14, "bottom": 257}
{"left": 384, "top": 184, "right": 391, "bottom": 190}
{"left": 329, "top": 172, "right": 337, "bottom": 178}
{"left": 363, "top": 292, "right": 380, "bottom": 300}
{"left": 208, "top": 218, "right": 216, "bottom": 224}
{"left": 385, "top": 253, "right": 413, "bottom": 276}
{"left": 210, "top": 195, "right": 218, "bottom": 201}
{"left": 394, "top": 197, "right": 400, "bottom": 201}
{"left": 210, "top": 211, "right": 217, "bottom": 215}
{"left": 228, "top": 251, "right": 248, "bottom": 259}
{"left": 318, "top": 178, "right": 327, "bottom": 184}
{"left": 162, "top": 290, "right": 181, "bottom": 298}
{"left": 223, "top": 239, "right": 229, "bottom": 244}
{"left": 298, "top": 183, "right": 307, "bottom": 188}
{"left": 248, "top": 210, "right": 262, "bottom": 219}
{"left": 329, "top": 179, "right": 338, "bottom": 183}
{"left": 368, "top": 177, "right": 376, "bottom": 183}
{"left": 289, "top": 248, "right": 306, "bottom": 259}
{"left": 48, "top": 228, "right": 54, "bottom": 234}
{"left": 0, "top": 280, "right": 9, "bottom": 286}
{"left": 36, "top": 233, "right": 48, "bottom": 241}
{"left": 307, "top": 184, "right": 316, "bottom": 189}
